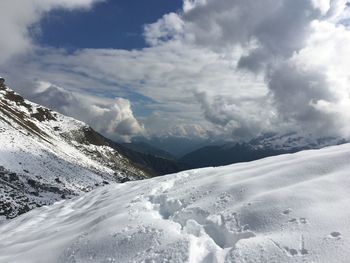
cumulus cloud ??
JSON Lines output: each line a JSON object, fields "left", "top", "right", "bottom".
{"left": 2, "top": 43, "right": 266, "bottom": 140}
{"left": 172, "top": 0, "right": 350, "bottom": 139}
{"left": 1, "top": 0, "right": 350, "bottom": 142}
{"left": 144, "top": 13, "right": 185, "bottom": 46}
{"left": 194, "top": 91, "right": 277, "bottom": 139}
{"left": 32, "top": 82, "right": 144, "bottom": 142}
{"left": 282, "top": 19, "right": 350, "bottom": 137}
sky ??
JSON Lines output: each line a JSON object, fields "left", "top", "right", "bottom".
{"left": 1, "top": 0, "right": 350, "bottom": 143}
{"left": 37, "top": 0, "right": 183, "bottom": 50}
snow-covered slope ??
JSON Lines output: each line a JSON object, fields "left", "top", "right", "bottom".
{"left": 1, "top": 143, "right": 350, "bottom": 262}
{"left": 0, "top": 79, "right": 149, "bottom": 220}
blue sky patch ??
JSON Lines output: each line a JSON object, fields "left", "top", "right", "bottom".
{"left": 35, "top": 0, "right": 183, "bottom": 51}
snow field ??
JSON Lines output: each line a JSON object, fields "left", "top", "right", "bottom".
{"left": 1, "top": 143, "right": 350, "bottom": 262}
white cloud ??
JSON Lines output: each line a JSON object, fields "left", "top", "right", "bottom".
{"left": 311, "top": 0, "right": 331, "bottom": 14}
{"left": 2, "top": 42, "right": 269, "bottom": 140}
{"left": 32, "top": 81, "right": 144, "bottom": 142}
{"left": 290, "top": 20, "right": 350, "bottom": 137}
{"left": 1, "top": 0, "right": 350, "bottom": 142}
{"left": 194, "top": 91, "right": 277, "bottom": 139}
{"left": 0, "top": 0, "right": 103, "bottom": 64}
{"left": 171, "top": 0, "right": 350, "bottom": 139}
{"left": 144, "top": 13, "right": 185, "bottom": 46}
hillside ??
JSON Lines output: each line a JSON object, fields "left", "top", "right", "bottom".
{"left": 122, "top": 141, "right": 176, "bottom": 160}
{"left": 0, "top": 79, "right": 182, "bottom": 220}
{"left": 1, "top": 143, "right": 350, "bottom": 262}
{"left": 108, "top": 140, "right": 190, "bottom": 176}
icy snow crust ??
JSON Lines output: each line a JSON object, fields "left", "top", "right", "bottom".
{"left": 1, "top": 144, "right": 350, "bottom": 262}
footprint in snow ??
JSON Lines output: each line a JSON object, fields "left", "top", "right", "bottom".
{"left": 283, "top": 246, "right": 308, "bottom": 257}
{"left": 330, "top": 232, "right": 341, "bottom": 239}
{"left": 284, "top": 247, "right": 298, "bottom": 256}
{"left": 288, "top": 218, "right": 308, "bottom": 224}
{"left": 282, "top": 209, "right": 292, "bottom": 215}
{"left": 299, "top": 218, "right": 307, "bottom": 224}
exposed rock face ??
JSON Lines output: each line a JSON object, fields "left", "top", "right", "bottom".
{"left": 0, "top": 166, "right": 75, "bottom": 220}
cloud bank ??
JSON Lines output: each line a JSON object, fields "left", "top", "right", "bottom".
{"left": 1, "top": 0, "right": 350, "bottom": 142}
{"left": 33, "top": 82, "right": 144, "bottom": 142}
{"left": 176, "top": 0, "right": 350, "bottom": 139}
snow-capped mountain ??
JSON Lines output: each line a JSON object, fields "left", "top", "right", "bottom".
{"left": 1, "top": 143, "right": 350, "bottom": 262}
{"left": 248, "top": 132, "right": 346, "bottom": 151}
{"left": 0, "top": 78, "right": 154, "bottom": 220}
{"left": 180, "top": 132, "right": 346, "bottom": 169}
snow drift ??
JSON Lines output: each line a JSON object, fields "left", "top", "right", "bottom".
{"left": 1, "top": 143, "right": 350, "bottom": 262}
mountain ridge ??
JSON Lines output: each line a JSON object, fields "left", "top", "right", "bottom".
{"left": 0, "top": 78, "right": 185, "bottom": 220}
{"left": 180, "top": 132, "right": 346, "bottom": 168}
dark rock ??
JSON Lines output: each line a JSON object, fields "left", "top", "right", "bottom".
{"left": 30, "top": 191, "right": 39, "bottom": 197}
{"left": 31, "top": 107, "right": 57, "bottom": 122}
{"left": 8, "top": 173, "right": 18, "bottom": 181}
{"left": 17, "top": 204, "right": 30, "bottom": 216}
{"left": 0, "top": 77, "right": 5, "bottom": 87}
{"left": 27, "top": 178, "right": 37, "bottom": 187}
{"left": 54, "top": 177, "right": 62, "bottom": 183}
{"left": 120, "top": 177, "right": 130, "bottom": 183}
{"left": 49, "top": 186, "right": 60, "bottom": 193}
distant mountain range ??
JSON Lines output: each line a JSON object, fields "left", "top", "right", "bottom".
{"left": 126, "top": 132, "right": 346, "bottom": 170}
{"left": 180, "top": 133, "right": 346, "bottom": 168}
{"left": 108, "top": 140, "right": 190, "bottom": 176}
{"left": 121, "top": 141, "right": 176, "bottom": 160}
{"left": 132, "top": 136, "right": 213, "bottom": 158}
